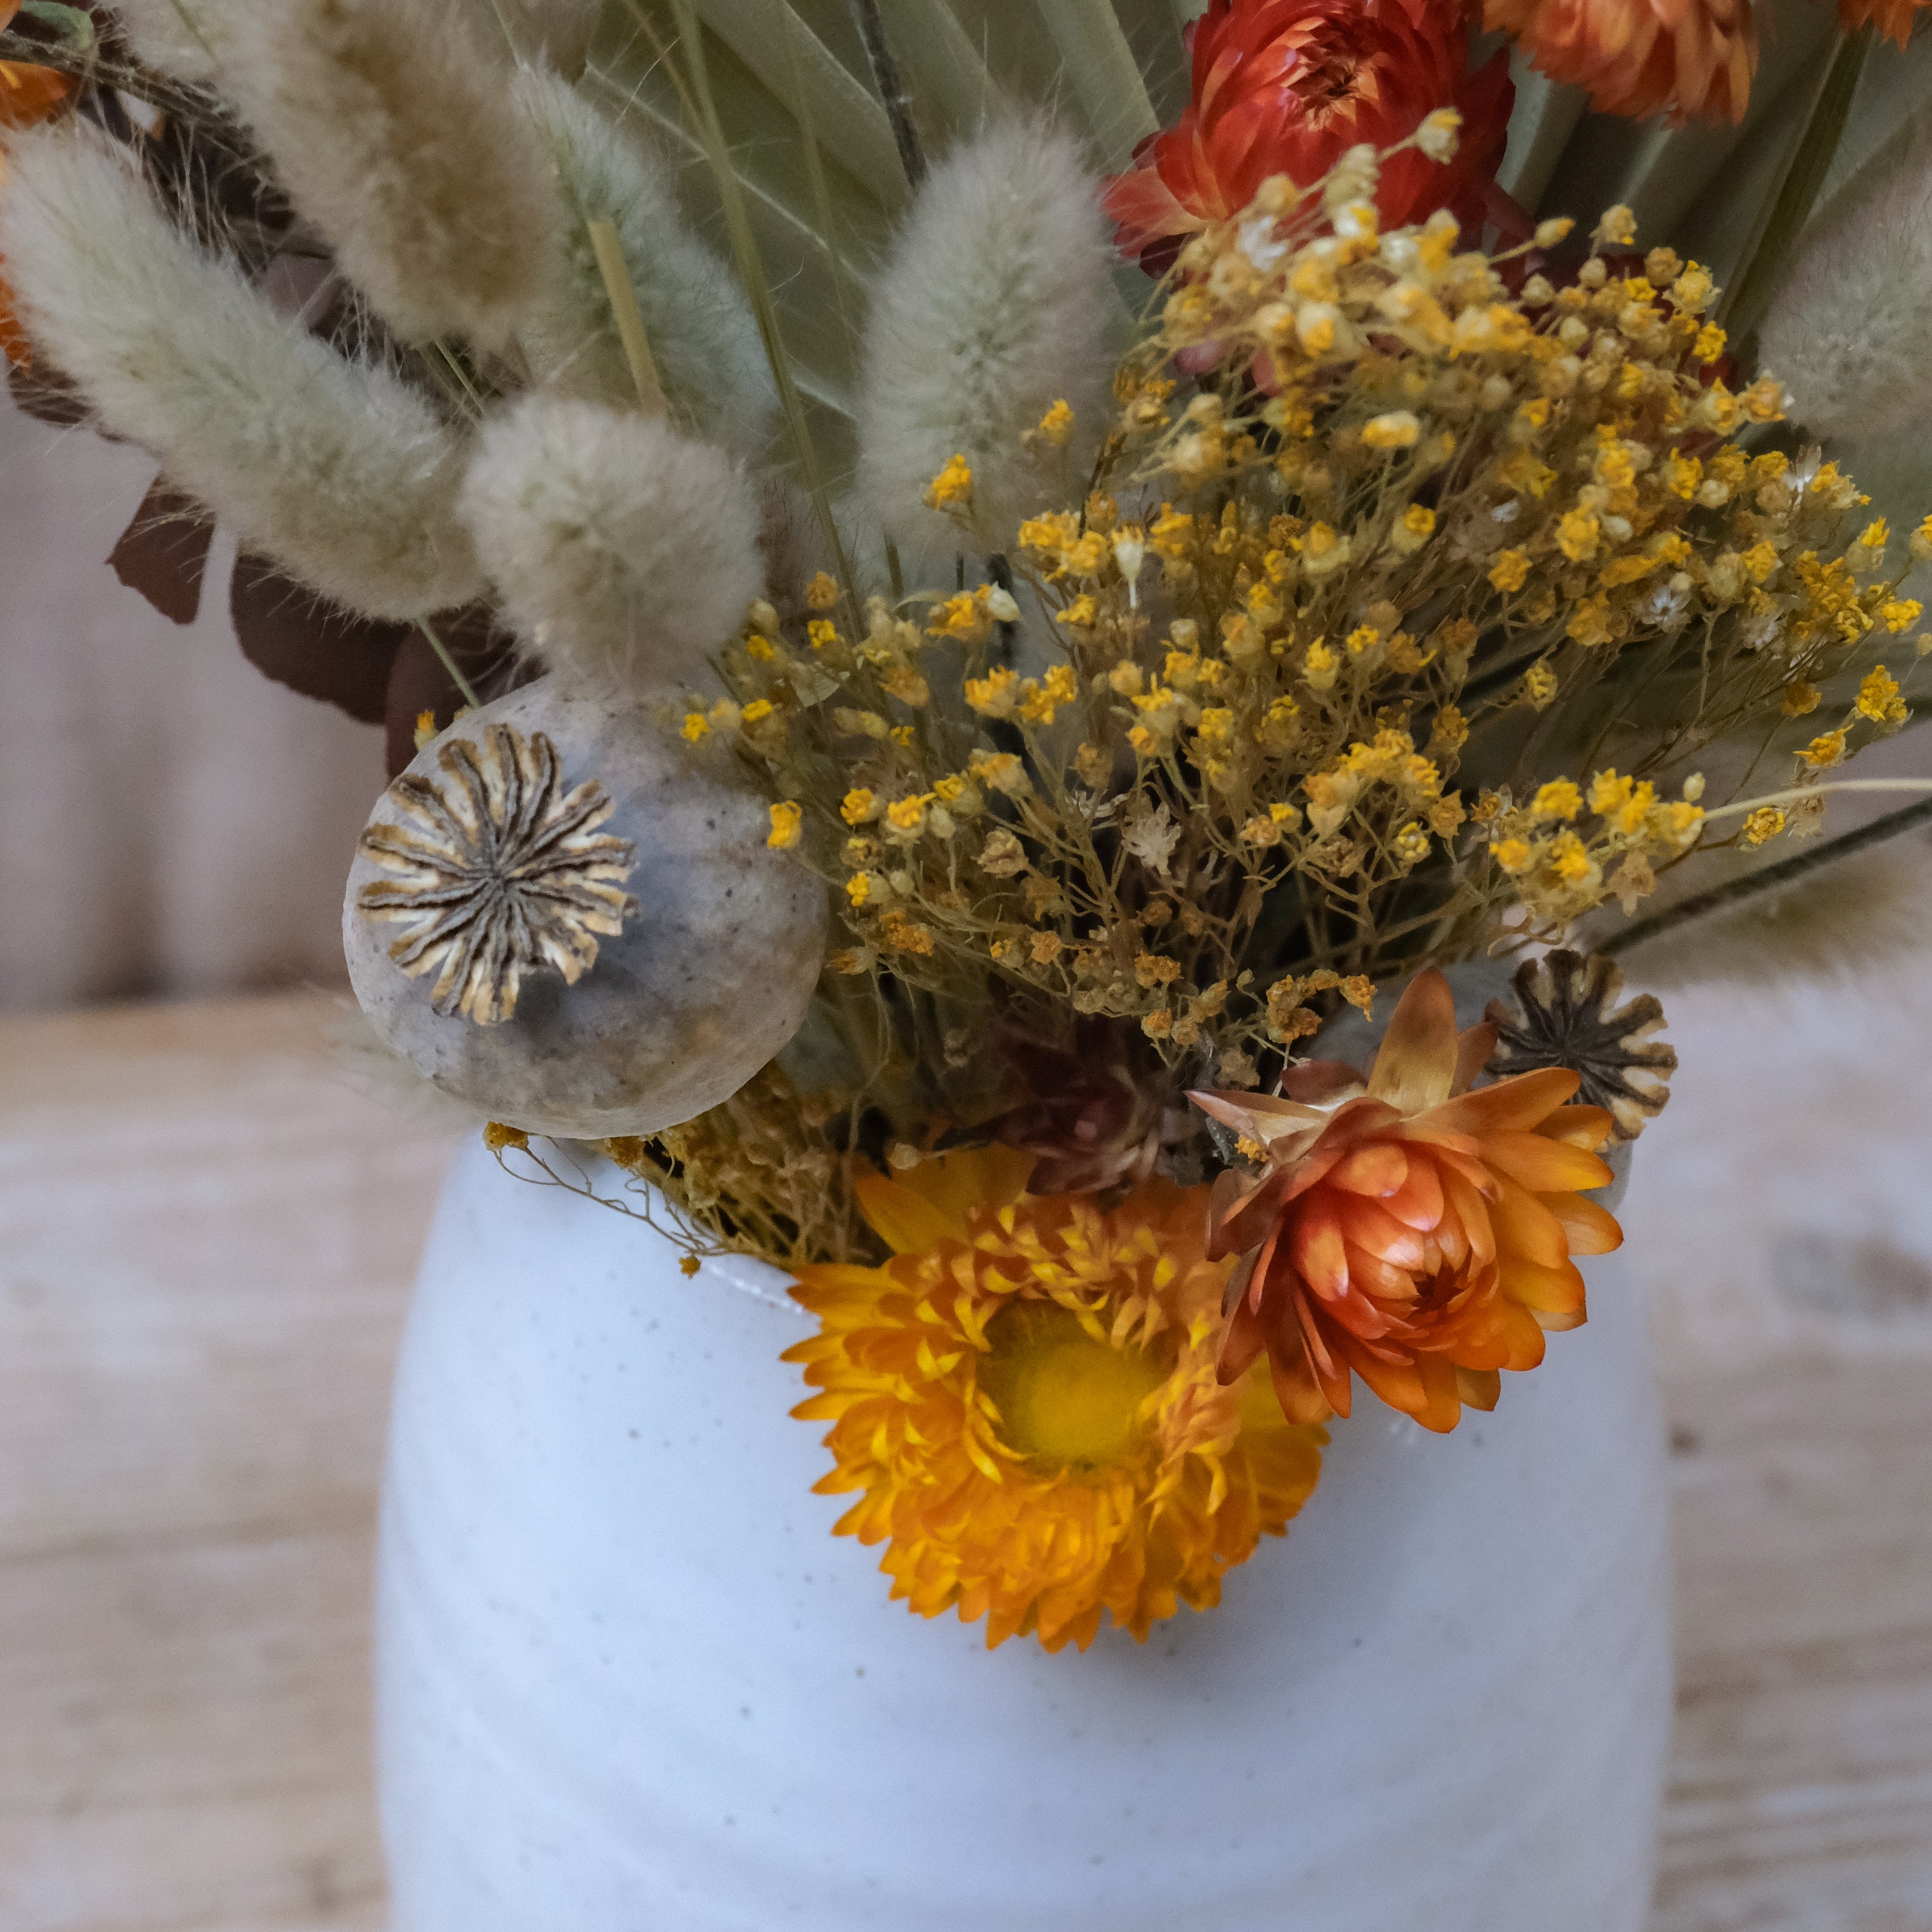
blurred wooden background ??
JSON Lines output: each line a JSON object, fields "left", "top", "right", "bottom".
{"left": 1, "top": 976, "right": 1930, "bottom": 1931}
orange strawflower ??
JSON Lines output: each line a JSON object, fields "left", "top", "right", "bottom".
{"left": 1484, "top": 0, "right": 1756, "bottom": 123}
{"left": 1103, "top": 0, "right": 1516, "bottom": 267}
{"left": 786, "top": 1146, "right": 1326, "bottom": 1652}
{"left": 0, "top": 6, "right": 74, "bottom": 367}
{"left": 1836, "top": 0, "right": 1929, "bottom": 44}
{"left": 1193, "top": 968, "right": 1622, "bottom": 1436}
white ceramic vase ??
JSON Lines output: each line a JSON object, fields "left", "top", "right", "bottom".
{"left": 377, "top": 1136, "right": 1672, "bottom": 1932}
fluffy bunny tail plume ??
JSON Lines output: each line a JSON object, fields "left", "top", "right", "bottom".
{"left": 856, "top": 118, "right": 1115, "bottom": 563}
{"left": 498, "top": 0, "right": 600, "bottom": 74}
{"left": 0, "top": 123, "right": 481, "bottom": 616}
{"left": 220, "top": 0, "right": 556, "bottom": 351}
{"left": 1760, "top": 114, "right": 1932, "bottom": 439}
{"left": 1622, "top": 841, "right": 1932, "bottom": 991}
{"left": 460, "top": 396, "right": 764, "bottom": 697}
{"left": 109, "top": 0, "right": 597, "bottom": 83}
{"left": 514, "top": 71, "right": 776, "bottom": 454}
{"left": 108, "top": 0, "right": 234, "bottom": 81}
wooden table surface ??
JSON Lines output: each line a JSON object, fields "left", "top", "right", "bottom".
{"left": 2, "top": 982, "right": 1929, "bottom": 1931}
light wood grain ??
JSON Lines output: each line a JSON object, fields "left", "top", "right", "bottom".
{"left": 0, "top": 997, "right": 449, "bottom": 1932}
{"left": 1, "top": 987, "right": 1929, "bottom": 1931}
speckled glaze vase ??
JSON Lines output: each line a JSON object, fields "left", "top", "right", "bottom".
{"left": 374, "top": 1134, "right": 1672, "bottom": 1931}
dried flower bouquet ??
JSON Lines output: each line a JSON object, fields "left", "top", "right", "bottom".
{"left": 7, "top": 0, "right": 1931, "bottom": 1653}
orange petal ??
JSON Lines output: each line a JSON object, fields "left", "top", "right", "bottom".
{"left": 1266, "top": 1333, "right": 1336, "bottom": 1424}
{"left": 1455, "top": 1365, "right": 1502, "bottom": 1412}
{"left": 1281, "top": 1059, "right": 1368, "bottom": 1106}
{"left": 1335, "top": 1191, "right": 1429, "bottom": 1268}
{"left": 1534, "top": 1304, "right": 1589, "bottom": 1333}
{"left": 1246, "top": 1213, "right": 1293, "bottom": 1313}
{"left": 1411, "top": 1356, "right": 1465, "bottom": 1434}
{"left": 1478, "top": 1129, "right": 1614, "bottom": 1195}
{"left": 1415, "top": 1066, "right": 1581, "bottom": 1136}
{"left": 1501, "top": 1253, "right": 1588, "bottom": 1316}
{"left": 0, "top": 60, "right": 71, "bottom": 127}
{"left": 1210, "top": 1164, "right": 1295, "bottom": 1258}
{"left": 1451, "top": 1020, "right": 1500, "bottom": 1096}
{"left": 1342, "top": 1240, "right": 1420, "bottom": 1299}
{"left": 1541, "top": 1103, "right": 1615, "bottom": 1152}
{"left": 1221, "top": 1244, "right": 1259, "bottom": 1316}
{"left": 1495, "top": 1296, "right": 1549, "bottom": 1367}
{"left": 1449, "top": 1290, "right": 1547, "bottom": 1371}
{"left": 1291, "top": 1201, "right": 1350, "bottom": 1299}
{"left": 1189, "top": 1088, "right": 1332, "bottom": 1144}
{"left": 1383, "top": 1155, "right": 1445, "bottom": 1231}
{"left": 1367, "top": 968, "right": 1460, "bottom": 1113}
{"left": 1345, "top": 1342, "right": 1431, "bottom": 1418}
{"left": 1492, "top": 1180, "right": 1572, "bottom": 1268}
{"left": 854, "top": 1144, "right": 1036, "bottom": 1252}
{"left": 1327, "top": 1140, "right": 1409, "bottom": 1197}
{"left": 1293, "top": 1292, "right": 1344, "bottom": 1385}
{"left": 1541, "top": 1192, "right": 1623, "bottom": 1256}
{"left": 1441, "top": 1166, "right": 1495, "bottom": 1266}
{"left": 1431, "top": 1143, "right": 1502, "bottom": 1200}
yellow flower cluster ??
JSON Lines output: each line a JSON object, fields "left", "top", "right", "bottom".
{"left": 1481, "top": 768, "right": 1707, "bottom": 920}
{"left": 662, "top": 136, "right": 1918, "bottom": 1171}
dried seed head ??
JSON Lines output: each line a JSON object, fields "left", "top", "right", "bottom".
{"left": 344, "top": 682, "right": 826, "bottom": 1140}
{"left": 355, "top": 722, "right": 639, "bottom": 1027}
{"left": 1485, "top": 951, "right": 1675, "bottom": 1140}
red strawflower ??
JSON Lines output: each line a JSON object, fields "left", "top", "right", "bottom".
{"left": 1104, "top": 0, "right": 1515, "bottom": 267}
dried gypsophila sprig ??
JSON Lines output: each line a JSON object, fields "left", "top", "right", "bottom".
{"left": 676, "top": 129, "right": 1918, "bottom": 1100}
{"left": 518, "top": 119, "right": 1930, "bottom": 1280}
{"left": 1485, "top": 950, "right": 1675, "bottom": 1140}
{"left": 481, "top": 1054, "right": 872, "bottom": 1275}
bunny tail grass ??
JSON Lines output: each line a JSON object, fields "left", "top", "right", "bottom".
{"left": 105, "top": 0, "right": 234, "bottom": 82}
{"left": 219, "top": 0, "right": 557, "bottom": 351}
{"left": 1614, "top": 840, "right": 1932, "bottom": 991}
{"left": 855, "top": 118, "right": 1116, "bottom": 565}
{"left": 1758, "top": 110, "right": 1932, "bottom": 440}
{"left": 459, "top": 396, "right": 764, "bottom": 697}
{"left": 513, "top": 70, "right": 776, "bottom": 454}
{"left": 0, "top": 123, "right": 483, "bottom": 618}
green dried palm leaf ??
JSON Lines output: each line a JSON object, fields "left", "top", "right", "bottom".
{"left": 1031, "top": 0, "right": 1160, "bottom": 167}
{"left": 590, "top": 0, "right": 1932, "bottom": 514}
{"left": 869, "top": 0, "right": 1005, "bottom": 141}
{"left": 692, "top": 0, "right": 909, "bottom": 199}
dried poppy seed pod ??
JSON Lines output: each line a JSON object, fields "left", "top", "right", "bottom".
{"left": 344, "top": 680, "right": 826, "bottom": 1139}
{"left": 1485, "top": 950, "right": 1675, "bottom": 1141}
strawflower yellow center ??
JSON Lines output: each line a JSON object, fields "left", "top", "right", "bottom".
{"left": 978, "top": 1302, "right": 1166, "bottom": 1472}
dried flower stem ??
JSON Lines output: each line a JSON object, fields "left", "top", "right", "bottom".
{"left": 586, "top": 215, "right": 666, "bottom": 415}
{"left": 1603, "top": 790, "right": 1932, "bottom": 959}
{"left": 849, "top": 0, "right": 924, "bottom": 187}
{"left": 416, "top": 616, "right": 481, "bottom": 709}
{"left": 1702, "top": 777, "right": 1932, "bottom": 822}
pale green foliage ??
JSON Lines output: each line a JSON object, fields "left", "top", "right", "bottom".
{"left": 514, "top": 69, "right": 778, "bottom": 456}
